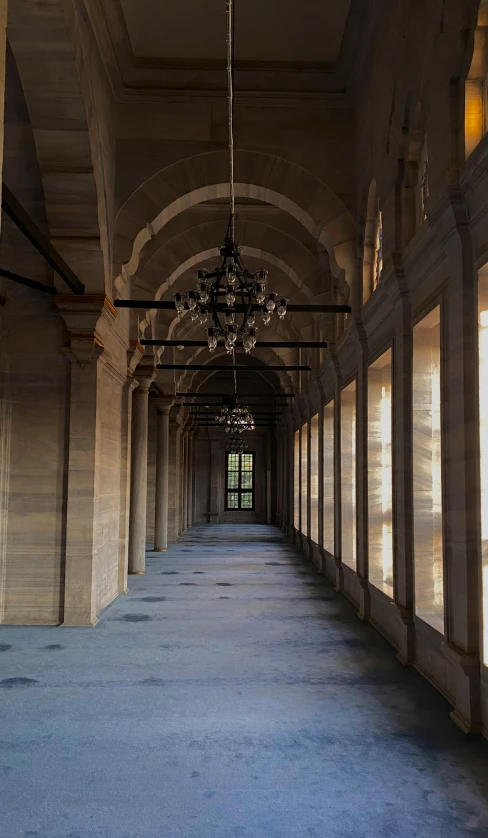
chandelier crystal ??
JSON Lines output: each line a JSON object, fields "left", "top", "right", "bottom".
{"left": 216, "top": 395, "right": 255, "bottom": 434}
{"left": 172, "top": 0, "right": 287, "bottom": 354}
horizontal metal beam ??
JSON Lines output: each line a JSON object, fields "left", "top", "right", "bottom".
{"left": 115, "top": 300, "right": 350, "bottom": 313}
{"left": 158, "top": 364, "right": 310, "bottom": 371}
{"left": 142, "top": 339, "right": 328, "bottom": 348}
{"left": 180, "top": 400, "right": 289, "bottom": 409}
{"left": 0, "top": 267, "right": 58, "bottom": 295}
{"left": 176, "top": 393, "right": 295, "bottom": 399}
{"left": 177, "top": 392, "right": 295, "bottom": 398}
{"left": 2, "top": 184, "right": 85, "bottom": 295}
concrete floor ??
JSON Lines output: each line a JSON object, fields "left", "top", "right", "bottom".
{"left": 1, "top": 525, "right": 488, "bottom": 838}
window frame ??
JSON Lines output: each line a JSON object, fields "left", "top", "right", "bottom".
{"left": 225, "top": 451, "right": 255, "bottom": 511}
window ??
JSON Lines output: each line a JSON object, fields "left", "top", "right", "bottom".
{"left": 323, "top": 400, "right": 335, "bottom": 554}
{"left": 413, "top": 307, "right": 444, "bottom": 632}
{"left": 294, "top": 430, "right": 300, "bottom": 529}
{"left": 301, "top": 422, "right": 308, "bottom": 537}
{"left": 373, "top": 209, "right": 383, "bottom": 291}
{"left": 226, "top": 452, "right": 254, "bottom": 510}
{"left": 479, "top": 268, "right": 488, "bottom": 663}
{"left": 368, "top": 350, "right": 393, "bottom": 597}
{"left": 363, "top": 180, "right": 383, "bottom": 303}
{"left": 465, "top": 1, "right": 488, "bottom": 157}
{"left": 341, "top": 381, "right": 357, "bottom": 569}
{"left": 310, "top": 414, "right": 319, "bottom": 543}
{"left": 419, "top": 145, "right": 429, "bottom": 225}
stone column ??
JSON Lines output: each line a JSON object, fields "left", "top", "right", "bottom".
{"left": 208, "top": 436, "right": 221, "bottom": 523}
{"left": 186, "top": 430, "right": 194, "bottom": 528}
{"left": 393, "top": 294, "right": 415, "bottom": 665}
{"left": 152, "top": 397, "right": 174, "bottom": 552}
{"left": 118, "top": 374, "right": 139, "bottom": 591}
{"left": 168, "top": 415, "right": 182, "bottom": 542}
{"left": 0, "top": 0, "right": 7, "bottom": 222}
{"left": 128, "top": 368, "right": 155, "bottom": 574}
{"left": 55, "top": 295, "right": 120, "bottom": 626}
{"left": 266, "top": 431, "right": 272, "bottom": 524}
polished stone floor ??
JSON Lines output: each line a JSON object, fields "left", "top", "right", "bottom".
{"left": 1, "top": 524, "right": 488, "bottom": 838}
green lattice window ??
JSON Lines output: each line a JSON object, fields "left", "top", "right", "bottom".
{"left": 226, "top": 452, "right": 255, "bottom": 510}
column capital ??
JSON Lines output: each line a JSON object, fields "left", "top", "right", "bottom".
{"left": 133, "top": 364, "right": 157, "bottom": 394}
{"left": 151, "top": 396, "right": 174, "bottom": 415}
{"left": 55, "top": 294, "right": 117, "bottom": 367}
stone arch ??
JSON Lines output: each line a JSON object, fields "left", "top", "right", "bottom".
{"left": 400, "top": 100, "right": 429, "bottom": 244}
{"left": 7, "top": 0, "right": 111, "bottom": 294}
{"left": 171, "top": 349, "right": 293, "bottom": 395}
{"left": 114, "top": 150, "right": 355, "bottom": 297}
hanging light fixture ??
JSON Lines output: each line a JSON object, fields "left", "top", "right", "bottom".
{"left": 173, "top": 0, "right": 287, "bottom": 354}
{"left": 216, "top": 394, "right": 255, "bottom": 434}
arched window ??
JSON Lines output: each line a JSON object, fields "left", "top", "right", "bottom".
{"left": 465, "top": 0, "right": 488, "bottom": 157}
{"left": 362, "top": 180, "right": 382, "bottom": 303}
{"left": 418, "top": 142, "right": 429, "bottom": 225}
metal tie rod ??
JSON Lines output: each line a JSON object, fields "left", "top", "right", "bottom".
{"left": 143, "top": 339, "right": 328, "bottom": 348}
{"left": 115, "top": 300, "right": 350, "bottom": 313}
{"left": 158, "top": 364, "right": 311, "bottom": 371}
{"left": 176, "top": 392, "right": 295, "bottom": 398}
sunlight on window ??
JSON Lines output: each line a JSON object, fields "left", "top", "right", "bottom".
{"left": 323, "top": 400, "right": 335, "bottom": 554}
{"left": 368, "top": 350, "right": 393, "bottom": 597}
{"left": 413, "top": 307, "right": 444, "bottom": 633}
{"left": 341, "top": 382, "right": 356, "bottom": 570}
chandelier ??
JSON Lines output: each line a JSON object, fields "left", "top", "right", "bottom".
{"left": 173, "top": 0, "right": 287, "bottom": 355}
{"left": 216, "top": 395, "right": 255, "bottom": 433}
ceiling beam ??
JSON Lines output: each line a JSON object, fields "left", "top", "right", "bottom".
{"left": 115, "top": 300, "right": 350, "bottom": 313}
{"left": 157, "top": 364, "right": 310, "bottom": 371}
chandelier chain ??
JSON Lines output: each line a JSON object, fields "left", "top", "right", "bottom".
{"left": 226, "top": 0, "right": 235, "bottom": 242}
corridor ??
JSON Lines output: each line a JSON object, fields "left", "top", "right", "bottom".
{"left": 1, "top": 525, "right": 488, "bottom": 838}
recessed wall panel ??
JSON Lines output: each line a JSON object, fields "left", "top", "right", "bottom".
{"left": 301, "top": 422, "right": 308, "bottom": 537}
{"left": 294, "top": 430, "right": 300, "bottom": 529}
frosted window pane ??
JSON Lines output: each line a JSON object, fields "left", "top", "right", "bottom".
{"left": 323, "top": 400, "right": 335, "bottom": 554}
{"left": 310, "top": 414, "right": 319, "bottom": 543}
{"left": 294, "top": 430, "right": 300, "bottom": 529}
{"left": 301, "top": 423, "right": 308, "bottom": 537}
{"left": 413, "top": 307, "right": 444, "bottom": 633}
{"left": 368, "top": 350, "right": 393, "bottom": 597}
{"left": 341, "top": 382, "right": 356, "bottom": 569}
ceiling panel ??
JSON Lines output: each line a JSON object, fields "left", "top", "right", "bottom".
{"left": 119, "top": 0, "right": 351, "bottom": 64}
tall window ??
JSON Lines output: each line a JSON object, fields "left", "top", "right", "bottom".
{"left": 479, "top": 269, "right": 488, "bottom": 663}
{"left": 413, "top": 307, "right": 444, "bottom": 633}
{"left": 301, "top": 422, "right": 308, "bottom": 537}
{"left": 419, "top": 145, "right": 429, "bottom": 224}
{"left": 323, "top": 400, "right": 335, "bottom": 554}
{"left": 341, "top": 381, "right": 356, "bottom": 569}
{"left": 368, "top": 350, "right": 393, "bottom": 597}
{"left": 363, "top": 180, "right": 382, "bottom": 303}
{"left": 226, "top": 452, "right": 254, "bottom": 510}
{"left": 294, "top": 430, "right": 300, "bottom": 529}
{"left": 465, "top": 1, "right": 488, "bottom": 157}
{"left": 310, "top": 414, "right": 319, "bottom": 543}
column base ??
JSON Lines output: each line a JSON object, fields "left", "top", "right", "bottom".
{"left": 129, "top": 570, "right": 146, "bottom": 575}
{"left": 153, "top": 548, "right": 167, "bottom": 552}
{"left": 62, "top": 616, "right": 99, "bottom": 627}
